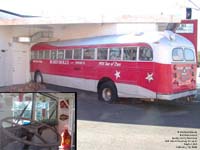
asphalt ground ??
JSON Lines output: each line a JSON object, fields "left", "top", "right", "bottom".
{"left": 44, "top": 84, "right": 200, "bottom": 150}
{"left": 44, "top": 84, "right": 200, "bottom": 128}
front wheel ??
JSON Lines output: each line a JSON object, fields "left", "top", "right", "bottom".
{"left": 34, "top": 71, "right": 43, "bottom": 83}
{"left": 98, "top": 81, "right": 118, "bottom": 103}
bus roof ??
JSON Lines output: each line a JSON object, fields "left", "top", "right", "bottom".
{"left": 31, "top": 31, "right": 193, "bottom": 50}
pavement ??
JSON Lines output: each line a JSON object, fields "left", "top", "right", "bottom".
{"left": 78, "top": 120, "right": 200, "bottom": 150}
{"left": 76, "top": 86, "right": 200, "bottom": 150}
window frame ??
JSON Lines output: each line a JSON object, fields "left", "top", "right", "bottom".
{"left": 184, "top": 48, "right": 195, "bottom": 61}
{"left": 50, "top": 50, "right": 58, "bottom": 60}
{"left": 83, "top": 48, "right": 95, "bottom": 60}
{"left": 109, "top": 47, "right": 122, "bottom": 60}
{"left": 73, "top": 48, "right": 82, "bottom": 60}
{"left": 38, "top": 51, "right": 44, "bottom": 59}
{"left": 172, "top": 48, "right": 184, "bottom": 61}
{"left": 65, "top": 49, "right": 73, "bottom": 60}
{"left": 123, "top": 47, "right": 138, "bottom": 61}
{"left": 44, "top": 50, "right": 50, "bottom": 59}
{"left": 57, "top": 50, "right": 65, "bottom": 60}
{"left": 97, "top": 48, "right": 108, "bottom": 60}
{"left": 139, "top": 47, "right": 153, "bottom": 61}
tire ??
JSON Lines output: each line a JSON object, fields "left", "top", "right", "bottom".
{"left": 98, "top": 81, "right": 118, "bottom": 103}
{"left": 34, "top": 71, "right": 43, "bottom": 83}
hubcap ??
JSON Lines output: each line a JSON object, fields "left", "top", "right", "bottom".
{"left": 102, "top": 88, "right": 112, "bottom": 101}
{"left": 36, "top": 74, "right": 42, "bottom": 83}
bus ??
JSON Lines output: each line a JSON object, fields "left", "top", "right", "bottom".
{"left": 0, "top": 93, "right": 75, "bottom": 150}
{"left": 31, "top": 30, "right": 197, "bottom": 103}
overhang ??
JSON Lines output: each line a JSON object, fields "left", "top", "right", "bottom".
{"left": 0, "top": 14, "right": 181, "bottom": 26}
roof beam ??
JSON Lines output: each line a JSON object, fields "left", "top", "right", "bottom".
{"left": 0, "top": 14, "right": 181, "bottom": 26}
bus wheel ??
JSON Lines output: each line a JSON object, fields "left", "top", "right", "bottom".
{"left": 98, "top": 81, "right": 118, "bottom": 103}
{"left": 34, "top": 72, "right": 43, "bottom": 83}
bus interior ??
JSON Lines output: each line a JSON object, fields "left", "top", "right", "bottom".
{"left": 0, "top": 93, "right": 75, "bottom": 150}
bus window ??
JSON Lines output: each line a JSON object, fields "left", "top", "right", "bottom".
{"left": 83, "top": 48, "right": 95, "bottom": 59}
{"left": 74, "top": 49, "right": 82, "bottom": 59}
{"left": 34, "top": 51, "right": 38, "bottom": 59}
{"left": 51, "top": 50, "right": 57, "bottom": 60}
{"left": 39, "top": 51, "right": 44, "bottom": 59}
{"left": 65, "top": 50, "right": 72, "bottom": 59}
{"left": 172, "top": 48, "right": 184, "bottom": 61}
{"left": 31, "top": 51, "right": 35, "bottom": 59}
{"left": 123, "top": 47, "right": 137, "bottom": 61}
{"left": 139, "top": 47, "right": 153, "bottom": 61}
{"left": 44, "top": 50, "right": 50, "bottom": 59}
{"left": 109, "top": 48, "right": 121, "bottom": 60}
{"left": 12, "top": 94, "right": 33, "bottom": 120}
{"left": 184, "top": 48, "right": 195, "bottom": 61}
{"left": 97, "top": 48, "right": 108, "bottom": 60}
{"left": 57, "top": 50, "right": 64, "bottom": 59}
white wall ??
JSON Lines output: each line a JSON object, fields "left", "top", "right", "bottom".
{"left": 0, "top": 27, "right": 13, "bottom": 86}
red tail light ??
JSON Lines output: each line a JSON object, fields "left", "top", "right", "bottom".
{"left": 191, "top": 79, "right": 195, "bottom": 83}
{"left": 174, "top": 73, "right": 177, "bottom": 78}
{"left": 173, "top": 80, "right": 179, "bottom": 86}
{"left": 173, "top": 65, "right": 177, "bottom": 70}
{"left": 192, "top": 72, "right": 195, "bottom": 76}
{"left": 191, "top": 64, "right": 194, "bottom": 69}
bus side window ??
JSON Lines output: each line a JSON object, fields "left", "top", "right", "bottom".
{"left": 51, "top": 50, "right": 57, "bottom": 60}
{"left": 97, "top": 48, "right": 108, "bottom": 60}
{"left": 74, "top": 49, "right": 82, "bottom": 59}
{"left": 83, "top": 48, "right": 95, "bottom": 59}
{"left": 35, "top": 51, "right": 38, "bottom": 59}
{"left": 31, "top": 51, "right": 35, "bottom": 59}
{"left": 58, "top": 50, "right": 64, "bottom": 59}
{"left": 65, "top": 50, "right": 72, "bottom": 59}
{"left": 38, "top": 51, "right": 44, "bottom": 59}
{"left": 139, "top": 47, "right": 153, "bottom": 61}
{"left": 123, "top": 47, "right": 137, "bottom": 61}
{"left": 109, "top": 48, "right": 121, "bottom": 60}
{"left": 44, "top": 50, "right": 50, "bottom": 59}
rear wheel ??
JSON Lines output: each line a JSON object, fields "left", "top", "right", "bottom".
{"left": 34, "top": 71, "right": 43, "bottom": 83}
{"left": 98, "top": 81, "right": 118, "bottom": 103}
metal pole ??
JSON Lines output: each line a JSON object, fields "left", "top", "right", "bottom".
{"left": 31, "top": 93, "right": 36, "bottom": 121}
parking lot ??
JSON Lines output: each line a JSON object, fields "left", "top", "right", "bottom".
{"left": 42, "top": 84, "right": 200, "bottom": 150}
{"left": 75, "top": 89, "right": 200, "bottom": 150}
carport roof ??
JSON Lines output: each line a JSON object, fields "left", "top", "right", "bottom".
{"left": 0, "top": 9, "right": 181, "bottom": 25}
{"left": 0, "top": 15, "right": 181, "bottom": 25}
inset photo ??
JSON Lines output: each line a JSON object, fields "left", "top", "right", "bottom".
{"left": 0, "top": 92, "right": 76, "bottom": 150}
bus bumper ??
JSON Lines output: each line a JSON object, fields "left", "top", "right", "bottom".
{"left": 156, "top": 90, "right": 197, "bottom": 100}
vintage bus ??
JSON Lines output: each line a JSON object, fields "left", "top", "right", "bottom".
{"left": 31, "top": 30, "right": 197, "bottom": 103}
{"left": 0, "top": 93, "right": 75, "bottom": 150}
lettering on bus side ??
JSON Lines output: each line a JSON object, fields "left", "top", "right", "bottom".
{"left": 32, "top": 60, "right": 43, "bottom": 63}
{"left": 50, "top": 60, "right": 70, "bottom": 65}
{"left": 98, "top": 61, "right": 121, "bottom": 67}
{"left": 75, "top": 61, "right": 85, "bottom": 65}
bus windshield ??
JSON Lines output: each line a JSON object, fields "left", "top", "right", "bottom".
{"left": 0, "top": 93, "right": 57, "bottom": 126}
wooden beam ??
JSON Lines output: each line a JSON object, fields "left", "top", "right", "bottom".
{"left": 0, "top": 14, "right": 181, "bottom": 26}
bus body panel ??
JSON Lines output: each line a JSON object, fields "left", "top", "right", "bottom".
{"left": 30, "top": 31, "right": 197, "bottom": 101}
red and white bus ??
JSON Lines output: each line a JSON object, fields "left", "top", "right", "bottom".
{"left": 31, "top": 30, "right": 197, "bottom": 103}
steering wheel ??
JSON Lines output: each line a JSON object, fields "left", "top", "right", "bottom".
{"left": 0, "top": 117, "right": 61, "bottom": 148}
